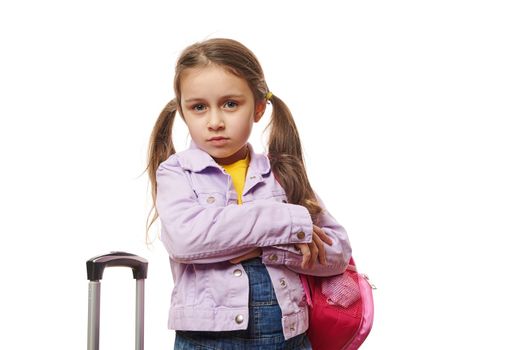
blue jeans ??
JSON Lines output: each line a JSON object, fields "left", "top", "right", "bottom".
{"left": 174, "top": 258, "right": 312, "bottom": 350}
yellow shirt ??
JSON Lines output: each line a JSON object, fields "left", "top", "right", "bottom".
{"left": 221, "top": 153, "right": 250, "bottom": 204}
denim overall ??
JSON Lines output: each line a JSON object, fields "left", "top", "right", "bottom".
{"left": 174, "top": 258, "right": 312, "bottom": 350}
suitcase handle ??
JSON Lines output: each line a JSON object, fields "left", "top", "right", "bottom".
{"left": 86, "top": 252, "right": 147, "bottom": 350}
{"left": 86, "top": 251, "right": 148, "bottom": 281}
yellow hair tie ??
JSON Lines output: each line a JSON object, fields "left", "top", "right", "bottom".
{"left": 265, "top": 92, "right": 273, "bottom": 100}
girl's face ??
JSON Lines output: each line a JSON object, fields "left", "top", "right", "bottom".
{"left": 180, "top": 64, "right": 265, "bottom": 165}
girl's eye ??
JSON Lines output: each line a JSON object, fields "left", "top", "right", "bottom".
{"left": 224, "top": 101, "right": 238, "bottom": 109}
{"left": 193, "top": 104, "right": 206, "bottom": 112}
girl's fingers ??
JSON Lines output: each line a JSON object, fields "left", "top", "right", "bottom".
{"left": 297, "top": 228, "right": 331, "bottom": 268}
{"left": 295, "top": 243, "right": 311, "bottom": 269}
{"left": 308, "top": 242, "right": 318, "bottom": 268}
{"left": 313, "top": 225, "right": 333, "bottom": 246}
{"left": 313, "top": 233, "right": 327, "bottom": 265}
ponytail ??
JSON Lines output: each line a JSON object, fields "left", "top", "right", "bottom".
{"left": 145, "top": 98, "right": 178, "bottom": 240}
{"left": 266, "top": 94, "right": 323, "bottom": 221}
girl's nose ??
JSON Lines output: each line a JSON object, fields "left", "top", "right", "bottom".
{"left": 207, "top": 110, "right": 225, "bottom": 130}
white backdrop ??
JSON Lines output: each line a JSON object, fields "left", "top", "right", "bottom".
{"left": 1, "top": 1, "right": 525, "bottom": 349}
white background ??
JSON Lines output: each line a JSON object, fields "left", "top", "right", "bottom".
{"left": 1, "top": 1, "right": 525, "bottom": 349}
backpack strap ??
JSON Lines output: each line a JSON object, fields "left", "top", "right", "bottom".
{"left": 300, "top": 274, "right": 313, "bottom": 307}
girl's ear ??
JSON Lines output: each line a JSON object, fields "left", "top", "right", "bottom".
{"left": 254, "top": 100, "right": 266, "bottom": 123}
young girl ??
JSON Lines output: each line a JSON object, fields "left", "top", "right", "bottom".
{"left": 147, "top": 38, "right": 352, "bottom": 350}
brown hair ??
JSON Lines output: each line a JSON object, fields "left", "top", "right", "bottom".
{"left": 146, "top": 38, "right": 322, "bottom": 237}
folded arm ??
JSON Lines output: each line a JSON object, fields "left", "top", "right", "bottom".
{"left": 262, "top": 194, "right": 352, "bottom": 277}
{"left": 156, "top": 157, "right": 313, "bottom": 264}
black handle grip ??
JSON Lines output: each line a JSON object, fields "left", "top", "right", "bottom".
{"left": 86, "top": 251, "right": 148, "bottom": 281}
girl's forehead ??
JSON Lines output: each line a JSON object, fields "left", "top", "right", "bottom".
{"left": 180, "top": 65, "right": 251, "bottom": 98}
{"left": 181, "top": 64, "right": 236, "bottom": 81}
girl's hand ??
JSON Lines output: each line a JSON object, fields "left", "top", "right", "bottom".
{"left": 295, "top": 225, "right": 333, "bottom": 269}
{"left": 229, "top": 248, "right": 262, "bottom": 264}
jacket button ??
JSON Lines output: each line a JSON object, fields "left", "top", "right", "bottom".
{"left": 297, "top": 231, "right": 305, "bottom": 239}
{"left": 233, "top": 269, "right": 242, "bottom": 277}
{"left": 235, "top": 314, "right": 244, "bottom": 324}
{"left": 269, "top": 254, "right": 278, "bottom": 262}
{"left": 279, "top": 278, "right": 287, "bottom": 288}
{"left": 207, "top": 196, "right": 215, "bottom": 204}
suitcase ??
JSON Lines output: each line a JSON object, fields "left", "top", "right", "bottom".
{"left": 86, "top": 252, "right": 148, "bottom": 350}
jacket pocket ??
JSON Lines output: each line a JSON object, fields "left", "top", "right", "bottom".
{"left": 196, "top": 191, "right": 226, "bottom": 207}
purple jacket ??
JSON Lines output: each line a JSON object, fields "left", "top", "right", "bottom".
{"left": 156, "top": 142, "right": 352, "bottom": 340}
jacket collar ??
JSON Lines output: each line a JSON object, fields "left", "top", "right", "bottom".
{"left": 177, "top": 140, "right": 271, "bottom": 176}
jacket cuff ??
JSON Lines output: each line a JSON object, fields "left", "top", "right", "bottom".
{"left": 286, "top": 204, "right": 313, "bottom": 244}
{"left": 261, "top": 247, "right": 286, "bottom": 265}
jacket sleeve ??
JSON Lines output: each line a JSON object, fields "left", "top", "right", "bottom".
{"left": 156, "top": 156, "right": 313, "bottom": 264}
{"left": 261, "top": 193, "right": 352, "bottom": 277}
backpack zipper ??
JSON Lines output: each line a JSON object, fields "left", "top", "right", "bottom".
{"left": 362, "top": 274, "right": 377, "bottom": 290}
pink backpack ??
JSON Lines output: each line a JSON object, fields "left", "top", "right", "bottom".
{"left": 300, "top": 258, "right": 375, "bottom": 350}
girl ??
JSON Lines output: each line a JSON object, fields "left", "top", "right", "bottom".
{"left": 147, "top": 38, "right": 352, "bottom": 350}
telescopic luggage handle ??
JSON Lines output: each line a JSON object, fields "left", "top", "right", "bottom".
{"left": 86, "top": 252, "right": 148, "bottom": 350}
{"left": 87, "top": 251, "right": 148, "bottom": 281}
